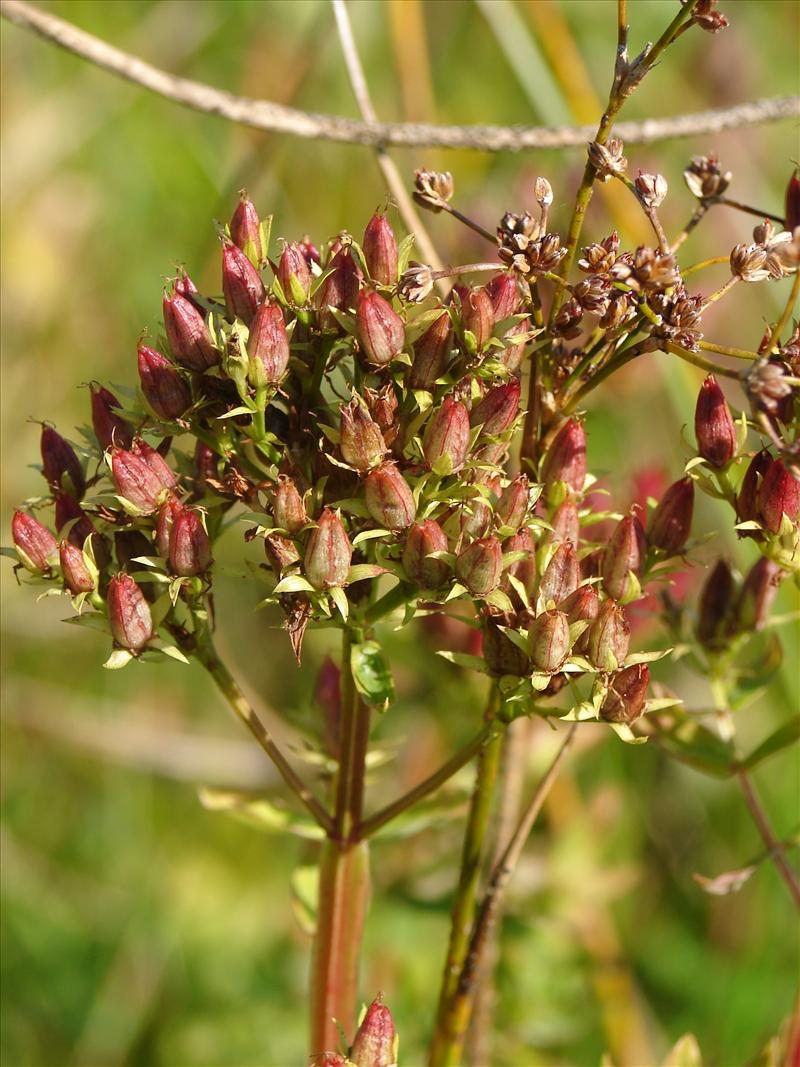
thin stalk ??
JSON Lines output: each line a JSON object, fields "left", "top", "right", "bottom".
{"left": 564, "top": 343, "right": 644, "bottom": 413}
{"left": 767, "top": 268, "right": 800, "bottom": 352}
{"left": 438, "top": 723, "right": 579, "bottom": 1064}
{"left": 682, "top": 254, "right": 730, "bottom": 276}
{"left": 737, "top": 769, "right": 800, "bottom": 910}
{"left": 664, "top": 341, "right": 741, "bottom": 379}
{"left": 717, "top": 196, "right": 785, "bottom": 224}
{"left": 431, "top": 262, "right": 504, "bottom": 279}
{"left": 437, "top": 201, "right": 497, "bottom": 244}
{"left": 698, "top": 339, "right": 759, "bottom": 361}
{"left": 429, "top": 686, "right": 504, "bottom": 1067}
{"left": 702, "top": 274, "right": 739, "bottom": 307}
{"left": 361, "top": 719, "right": 504, "bottom": 838}
{"left": 195, "top": 633, "right": 333, "bottom": 834}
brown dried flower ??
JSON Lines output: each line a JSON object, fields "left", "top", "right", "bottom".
{"left": 683, "top": 154, "right": 732, "bottom": 200}
{"left": 413, "top": 169, "right": 454, "bottom": 211}
{"left": 399, "top": 262, "right": 435, "bottom": 303}
{"left": 588, "top": 137, "right": 627, "bottom": 181}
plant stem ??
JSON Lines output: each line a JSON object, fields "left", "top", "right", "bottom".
{"left": 309, "top": 628, "right": 372, "bottom": 1053}
{"left": 431, "top": 262, "right": 504, "bottom": 279}
{"left": 671, "top": 203, "right": 712, "bottom": 252}
{"left": 438, "top": 201, "right": 497, "bottom": 244}
{"left": 196, "top": 633, "right": 333, "bottom": 834}
{"left": 681, "top": 252, "right": 728, "bottom": 276}
{"left": 737, "top": 769, "right": 800, "bottom": 910}
{"left": 429, "top": 686, "right": 504, "bottom": 1067}
{"left": 717, "top": 196, "right": 785, "bottom": 224}
{"left": 664, "top": 341, "right": 741, "bottom": 379}
{"left": 767, "top": 267, "right": 800, "bottom": 351}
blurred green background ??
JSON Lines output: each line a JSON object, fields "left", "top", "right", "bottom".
{"left": 1, "top": 2, "right": 798, "bottom": 1064}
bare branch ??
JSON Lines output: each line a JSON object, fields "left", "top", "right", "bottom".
{"left": 2, "top": 0, "right": 796, "bottom": 154}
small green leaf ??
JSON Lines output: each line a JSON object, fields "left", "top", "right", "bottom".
{"left": 346, "top": 563, "right": 387, "bottom": 582}
{"left": 103, "top": 649, "right": 133, "bottom": 670}
{"left": 330, "top": 585, "right": 349, "bottom": 621}
{"left": 437, "top": 650, "right": 491, "bottom": 674}
{"left": 351, "top": 640, "right": 395, "bottom": 707}
{"left": 740, "top": 716, "right": 800, "bottom": 771}
{"left": 661, "top": 1033, "right": 703, "bottom": 1067}
{"left": 273, "top": 574, "right": 315, "bottom": 594}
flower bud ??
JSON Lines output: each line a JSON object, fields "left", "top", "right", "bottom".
{"left": 423, "top": 397, "right": 470, "bottom": 472}
{"left": 539, "top": 541, "right": 580, "bottom": 604}
{"left": 483, "top": 619, "right": 530, "bottom": 677}
{"left": 696, "top": 559, "right": 735, "bottom": 649}
{"left": 316, "top": 246, "right": 362, "bottom": 329}
{"left": 757, "top": 458, "right": 800, "bottom": 532}
{"left": 541, "top": 418, "right": 586, "bottom": 495}
{"left": 174, "top": 270, "right": 200, "bottom": 304}
{"left": 470, "top": 379, "right": 521, "bottom": 436}
{"left": 496, "top": 475, "right": 529, "bottom": 531}
{"left": 528, "top": 610, "right": 571, "bottom": 672}
{"left": 695, "top": 375, "right": 736, "bottom": 467}
{"left": 409, "top": 311, "right": 452, "bottom": 389}
{"left": 455, "top": 536, "right": 503, "bottom": 595}
{"left": 505, "top": 527, "right": 537, "bottom": 599}
{"left": 112, "top": 448, "right": 173, "bottom": 513}
{"left": 155, "top": 496, "right": 184, "bottom": 558}
{"left": 247, "top": 301, "right": 290, "bottom": 385}
{"left": 222, "top": 241, "right": 266, "bottom": 325}
{"left": 41, "top": 426, "right": 84, "bottom": 500}
{"left": 349, "top": 994, "right": 396, "bottom": 1067}
{"left": 786, "top": 170, "right": 800, "bottom": 233}
{"left": 264, "top": 533, "right": 300, "bottom": 576}
{"left": 59, "top": 540, "right": 95, "bottom": 594}
{"left": 170, "top": 508, "right": 213, "bottom": 576}
{"left": 601, "top": 514, "right": 645, "bottom": 600}
{"left": 273, "top": 476, "right": 307, "bottom": 534}
{"left": 363, "top": 213, "right": 398, "bottom": 286}
{"left": 634, "top": 172, "right": 668, "bottom": 209}
{"left": 230, "top": 191, "right": 263, "bottom": 266}
{"left": 90, "top": 384, "right": 133, "bottom": 450}
{"left": 163, "top": 289, "right": 218, "bottom": 370}
{"left": 587, "top": 599, "right": 630, "bottom": 670}
{"left": 648, "top": 477, "right": 694, "bottom": 554}
{"left": 364, "top": 463, "right": 416, "bottom": 530}
{"left": 485, "top": 273, "right": 519, "bottom": 322}
{"left": 108, "top": 573, "right": 154, "bottom": 651}
{"left": 402, "top": 519, "right": 449, "bottom": 587}
{"left": 737, "top": 557, "right": 783, "bottom": 631}
{"left": 340, "top": 397, "right": 387, "bottom": 471}
{"left": 137, "top": 343, "right": 191, "bottom": 420}
{"left": 737, "top": 450, "right": 772, "bottom": 523}
{"left": 277, "top": 242, "right": 312, "bottom": 305}
{"left": 534, "top": 176, "right": 554, "bottom": 208}
{"left": 356, "top": 291, "right": 405, "bottom": 366}
{"left": 461, "top": 287, "right": 493, "bottom": 350}
{"left": 304, "top": 509, "right": 352, "bottom": 589}
{"left": 549, "top": 500, "right": 580, "bottom": 545}
{"left": 12, "top": 510, "right": 58, "bottom": 573}
{"left": 600, "top": 663, "right": 650, "bottom": 723}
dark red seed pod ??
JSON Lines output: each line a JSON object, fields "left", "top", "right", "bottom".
{"left": 485, "top": 272, "right": 519, "bottom": 322}
{"left": 316, "top": 246, "right": 362, "bottom": 329}
{"left": 528, "top": 610, "right": 571, "bottom": 673}
{"left": 601, "top": 514, "right": 645, "bottom": 600}
{"left": 12, "top": 510, "right": 58, "bottom": 573}
{"left": 222, "top": 241, "right": 266, "bottom": 325}
{"left": 277, "top": 242, "right": 312, "bottom": 305}
{"left": 247, "top": 301, "right": 290, "bottom": 385}
{"left": 402, "top": 519, "right": 449, "bottom": 588}
{"left": 498, "top": 316, "right": 529, "bottom": 373}
{"left": 349, "top": 994, "right": 396, "bottom": 1067}
{"left": 483, "top": 618, "right": 530, "bottom": 676}
{"left": 193, "top": 441, "right": 218, "bottom": 497}
{"left": 587, "top": 599, "right": 631, "bottom": 670}
{"left": 496, "top": 475, "right": 529, "bottom": 531}
{"left": 697, "top": 558, "right": 736, "bottom": 649}
{"left": 549, "top": 500, "right": 580, "bottom": 546}
{"left": 785, "top": 170, "right": 800, "bottom": 233}
{"left": 461, "top": 287, "right": 494, "bottom": 350}
{"left": 356, "top": 291, "right": 405, "bottom": 366}
{"left": 695, "top": 375, "right": 736, "bottom": 467}
{"left": 132, "top": 439, "right": 178, "bottom": 491}
{"left": 757, "top": 458, "right": 800, "bottom": 533}
{"left": 163, "top": 289, "right": 219, "bottom": 370}
{"left": 455, "top": 536, "right": 503, "bottom": 595}
{"left": 505, "top": 527, "right": 537, "bottom": 598}
{"left": 41, "top": 426, "right": 85, "bottom": 500}
{"left": 230, "top": 191, "right": 263, "bottom": 266}
{"left": 541, "top": 418, "right": 587, "bottom": 495}
{"left": 59, "top": 540, "right": 95, "bottom": 594}
{"left": 111, "top": 448, "right": 172, "bottom": 514}
{"left": 363, "top": 212, "right": 398, "bottom": 286}
{"left": 155, "top": 496, "right": 184, "bottom": 559}
{"left": 174, "top": 271, "right": 199, "bottom": 304}
{"left": 409, "top": 311, "right": 452, "bottom": 390}
{"left": 299, "top": 236, "right": 320, "bottom": 267}
{"left": 423, "top": 396, "right": 470, "bottom": 472}
{"left": 137, "top": 343, "right": 191, "bottom": 420}
{"left": 648, "top": 477, "right": 694, "bottom": 554}
{"left": 273, "top": 476, "right": 307, "bottom": 535}
{"left": 561, "top": 584, "right": 600, "bottom": 651}
{"left": 737, "top": 450, "right": 772, "bottom": 524}
{"left": 364, "top": 462, "right": 416, "bottom": 530}
{"left": 737, "top": 556, "right": 784, "bottom": 631}
{"left": 107, "top": 573, "right": 154, "bottom": 651}
{"left": 539, "top": 541, "right": 580, "bottom": 604}
{"left": 90, "top": 384, "right": 133, "bottom": 450}
{"left": 470, "top": 378, "right": 521, "bottom": 436}
{"left": 363, "top": 384, "right": 400, "bottom": 446}
{"left": 339, "top": 397, "right": 387, "bottom": 472}
{"left": 304, "top": 509, "right": 352, "bottom": 589}
{"left": 169, "top": 508, "right": 213, "bottom": 576}
{"left": 600, "top": 663, "right": 650, "bottom": 723}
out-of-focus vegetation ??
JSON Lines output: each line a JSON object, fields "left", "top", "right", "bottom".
{"left": 1, "top": 2, "right": 798, "bottom": 1064}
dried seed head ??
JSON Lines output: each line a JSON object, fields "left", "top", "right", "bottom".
{"left": 413, "top": 169, "right": 454, "bottom": 210}
{"left": 600, "top": 663, "right": 650, "bottom": 723}
{"left": 684, "top": 154, "right": 731, "bottom": 200}
{"left": 587, "top": 137, "right": 627, "bottom": 181}
{"left": 12, "top": 510, "right": 59, "bottom": 573}
{"left": 108, "top": 573, "right": 154, "bottom": 652}
{"left": 571, "top": 275, "right": 611, "bottom": 314}
{"left": 613, "top": 246, "right": 681, "bottom": 292}
{"left": 729, "top": 242, "right": 770, "bottom": 282}
{"left": 264, "top": 533, "right": 301, "bottom": 576}
{"left": 744, "top": 357, "right": 795, "bottom": 419}
{"left": 691, "top": 0, "right": 729, "bottom": 32}
{"left": 364, "top": 462, "right": 416, "bottom": 530}
{"left": 402, "top": 519, "right": 450, "bottom": 588}
{"left": 634, "top": 171, "right": 668, "bottom": 209}
{"left": 304, "top": 509, "right": 352, "bottom": 589}
{"left": 356, "top": 291, "right": 405, "bottom": 366}
{"left": 578, "top": 233, "right": 620, "bottom": 275}
{"left": 650, "top": 285, "right": 705, "bottom": 351}
{"left": 552, "top": 297, "right": 584, "bottom": 339}
{"left": 534, "top": 176, "right": 554, "bottom": 208}
{"left": 398, "top": 262, "right": 435, "bottom": 304}
{"left": 695, "top": 375, "right": 736, "bottom": 467}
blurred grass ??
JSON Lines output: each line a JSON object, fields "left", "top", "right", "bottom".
{"left": 1, "top": 2, "right": 798, "bottom": 1065}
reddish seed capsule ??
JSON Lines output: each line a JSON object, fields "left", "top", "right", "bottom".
{"left": 528, "top": 610, "right": 571, "bottom": 672}
{"left": 193, "top": 441, "right": 217, "bottom": 497}
{"left": 132, "top": 439, "right": 178, "bottom": 491}
{"left": 695, "top": 375, "right": 736, "bottom": 467}
{"left": 112, "top": 448, "right": 172, "bottom": 514}
{"left": 560, "top": 585, "right": 600, "bottom": 651}
{"left": 587, "top": 599, "right": 631, "bottom": 670}
{"left": 339, "top": 397, "right": 387, "bottom": 472}
{"left": 169, "top": 508, "right": 213, "bottom": 577}
{"left": 541, "top": 418, "right": 587, "bottom": 495}
{"left": 137, "top": 343, "right": 191, "bottom": 420}
{"left": 496, "top": 475, "right": 529, "bottom": 531}
{"left": 696, "top": 558, "right": 736, "bottom": 649}
{"left": 485, "top": 272, "right": 519, "bottom": 322}
{"left": 539, "top": 541, "right": 580, "bottom": 604}
{"left": 247, "top": 301, "right": 290, "bottom": 385}
{"left": 600, "top": 663, "right": 650, "bottom": 723}
{"left": 409, "top": 311, "right": 452, "bottom": 390}
{"left": 402, "top": 519, "right": 449, "bottom": 588}
{"left": 648, "top": 477, "right": 694, "bottom": 554}
{"left": 12, "top": 510, "right": 58, "bottom": 573}
{"left": 737, "top": 557, "right": 784, "bottom": 631}
{"left": 41, "top": 426, "right": 85, "bottom": 500}
{"left": 273, "top": 476, "right": 307, "bottom": 535}
{"left": 498, "top": 316, "right": 529, "bottom": 373}
{"left": 461, "top": 287, "right": 494, "bottom": 350}
{"left": 90, "top": 384, "right": 133, "bottom": 450}
{"left": 349, "top": 994, "right": 396, "bottom": 1067}
{"left": 107, "top": 573, "right": 154, "bottom": 652}
{"left": 737, "top": 450, "right": 772, "bottom": 524}
{"left": 455, "top": 536, "right": 503, "bottom": 595}
{"left": 549, "top": 500, "right": 580, "bottom": 546}
{"left": 423, "top": 396, "right": 471, "bottom": 472}
{"left": 313, "top": 1056, "right": 346, "bottom": 1067}
{"left": 460, "top": 474, "right": 498, "bottom": 539}
{"left": 59, "top": 540, "right": 95, "bottom": 594}
{"left": 364, "top": 462, "right": 416, "bottom": 530}
{"left": 163, "top": 289, "right": 218, "bottom": 370}
{"left": 304, "top": 509, "right": 352, "bottom": 589}
{"left": 470, "top": 378, "right": 521, "bottom": 436}
{"left": 222, "top": 241, "right": 266, "bottom": 325}
{"left": 757, "top": 458, "right": 800, "bottom": 533}
{"left": 230, "top": 191, "right": 263, "bottom": 266}
{"left": 356, "top": 290, "right": 405, "bottom": 366}
{"left": 155, "top": 497, "right": 184, "bottom": 559}
{"left": 264, "top": 533, "right": 300, "bottom": 576}
{"left": 316, "top": 246, "right": 362, "bottom": 329}
{"left": 55, "top": 493, "right": 95, "bottom": 548}
{"left": 505, "top": 527, "right": 537, "bottom": 598}
{"left": 174, "top": 270, "right": 200, "bottom": 304}
{"left": 363, "top": 383, "right": 400, "bottom": 446}
{"left": 785, "top": 170, "right": 800, "bottom": 233}
{"left": 483, "top": 618, "right": 530, "bottom": 676}
{"left": 277, "top": 242, "right": 312, "bottom": 305}
{"left": 299, "top": 236, "right": 320, "bottom": 267}
{"left": 601, "top": 514, "right": 645, "bottom": 600}
{"left": 363, "top": 213, "right": 398, "bottom": 286}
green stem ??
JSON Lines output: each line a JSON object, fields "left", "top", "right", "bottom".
{"left": 664, "top": 341, "right": 741, "bottom": 380}
{"left": 429, "top": 686, "right": 504, "bottom": 1067}
{"left": 737, "top": 769, "right": 800, "bottom": 910}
